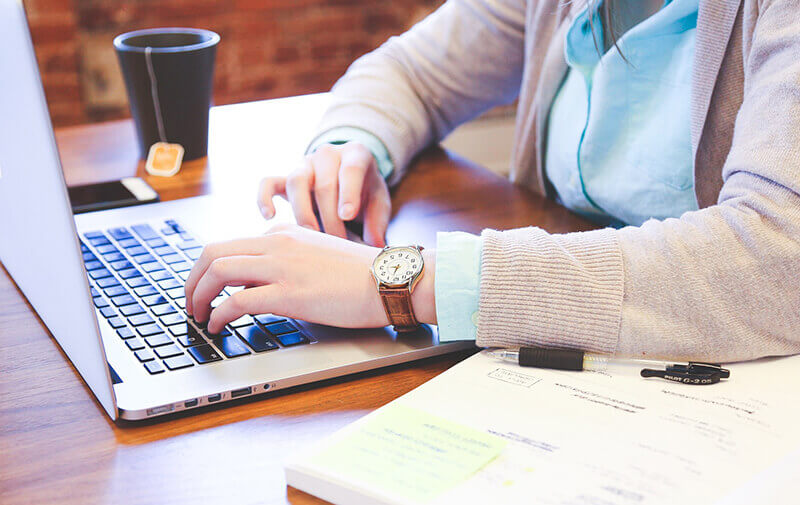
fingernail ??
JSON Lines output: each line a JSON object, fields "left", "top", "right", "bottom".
{"left": 339, "top": 203, "right": 354, "bottom": 220}
{"left": 260, "top": 206, "right": 273, "bottom": 218}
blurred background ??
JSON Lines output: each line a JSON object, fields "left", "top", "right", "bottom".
{"left": 24, "top": 0, "right": 515, "bottom": 173}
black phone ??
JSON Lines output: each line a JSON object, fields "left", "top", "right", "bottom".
{"left": 67, "top": 177, "right": 160, "bottom": 214}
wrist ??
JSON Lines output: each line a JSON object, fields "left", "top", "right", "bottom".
{"left": 411, "top": 249, "right": 437, "bottom": 325}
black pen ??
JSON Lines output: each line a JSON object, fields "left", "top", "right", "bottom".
{"left": 487, "top": 347, "right": 730, "bottom": 385}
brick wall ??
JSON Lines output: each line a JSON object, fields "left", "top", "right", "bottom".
{"left": 23, "top": 0, "right": 443, "bottom": 127}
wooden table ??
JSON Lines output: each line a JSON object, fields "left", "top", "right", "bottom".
{"left": 0, "top": 94, "right": 596, "bottom": 505}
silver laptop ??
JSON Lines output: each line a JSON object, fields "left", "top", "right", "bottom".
{"left": 0, "top": 0, "right": 471, "bottom": 421}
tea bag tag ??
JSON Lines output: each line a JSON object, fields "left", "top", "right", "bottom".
{"left": 145, "top": 142, "right": 184, "bottom": 177}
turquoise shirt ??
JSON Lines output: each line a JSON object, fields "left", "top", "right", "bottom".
{"left": 314, "top": 0, "right": 699, "bottom": 342}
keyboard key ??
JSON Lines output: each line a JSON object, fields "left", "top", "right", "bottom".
{"left": 126, "top": 338, "right": 145, "bottom": 351}
{"left": 93, "top": 297, "right": 109, "bottom": 309}
{"left": 104, "top": 285, "right": 127, "bottom": 297}
{"left": 170, "top": 261, "right": 192, "bottom": 273}
{"left": 184, "top": 248, "right": 203, "bottom": 260}
{"left": 236, "top": 324, "right": 278, "bottom": 352}
{"left": 160, "top": 253, "right": 183, "bottom": 264}
{"left": 143, "top": 294, "right": 169, "bottom": 306}
{"left": 153, "top": 245, "right": 176, "bottom": 256}
{"left": 110, "top": 260, "right": 133, "bottom": 271}
{"left": 132, "top": 253, "right": 156, "bottom": 265}
{"left": 108, "top": 227, "right": 133, "bottom": 240}
{"left": 80, "top": 242, "right": 89, "bottom": 252}
{"left": 144, "top": 333, "right": 172, "bottom": 348}
{"left": 84, "top": 260, "right": 103, "bottom": 271}
{"left": 102, "top": 251, "right": 125, "bottom": 262}
{"left": 168, "top": 323, "right": 190, "bottom": 337}
{"left": 176, "top": 332, "right": 205, "bottom": 347}
{"left": 160, "top": 313, "right": 186, "bottom": 326}
{"left": 146, "top": 237, "right": 167, "bottom": 248}
{"left": 117, "top": 327, "right": 135, "bottom": 339}
{"left": 134, "top": 349, "right": 155, "bottom": 362}
{"left": 152, "top": 303, "right": 177, "bottom": 316}
{"left": 134, "top": 285, "right": 158, "bottom": 297}
{"left": 150, "top": 270, "right": 174, "bottom": 281}
{"left": 88, "top": 236, "right": 111, "bottom": 246}
{"left": 126, "top": 246, "right": 147, "bottom": 256}
{"left": 136, "top": 324, "right": 165, "bottom": 337}
{"left": 118, "top": 238, "right": 140, "bottom": 249}
{"left": 174, "top": 298, "right": 186, "bottom": 309}
{"left": 90, "top": 287, "right": 100, "bottom": 298}
{"left": 154, "top": 344, "right": 183, "bottom": 359}
{"left": 107, "top": 317, "right": 125, "bottom": 328}
{"left": 276, "top": 332, "right": 308, "bottom": 347}
{"left": 163, "top": 355, "right": 194, "bottom": 371}
{"left": 118, "top": 268, "right": 141, "bottom": 280}
{"left": 99, "top": 306, "right": 116, "bottom": 318}
{"left": 95, "top": 244, "right": 118, "bottom": 254}
{"left": 177, "top": 240, "right": 200, "bottom": 250}
{"left": 83, "top": 231, "right": 104, "bottom": 240}
{"left": 263, "top": 321, "right": 296, "bottom": 336}
{"left": 126, "top": 276, "right": 150, "bottom": 288}
{"left": 110, "top": 294, "right": 136, "bottom": 307}
{"left": 88, "top": 268, "right": 112, "bottom": 280}
{"left": 229, "top": 315, "right": 253, "bottom": 328}
{"left": 83, "top": 252, "right": 97, "bottom": 262}
{"left": 158, "top": 278, "right": 181, "bottom": 290}
{"left": 187, "top": 344, "right": 222, "bottom": 364}
{"left": 96, "top": 277, "right": 121, "bottom": 288}
{"left": 128, "top": 313, "right": 154, "bottom": 326}
{"left": 161, "top": 226, "right": 177, "bottom": 235}
{"left": 140, "top": 261, "right": 164, "bottom": 273}
{"left": 166, "top": 287, "right": 184, "bottom": 299}
{"left": 212, "top": 336, "right": 251, "bottom": 358}
{"left": 254, "top": 314, "right": 286, "bottom": 326}
{"left": 144, "top": 360, "right": 165, "bottom": 374}
{"left": 132, "top": 224, "right": 159, "bottom": 240}
{"left": 120, "top": 304, "right": 146, "bottom": 317}
{"left": 177, "top": 271, "right": 190, "bottom": 281}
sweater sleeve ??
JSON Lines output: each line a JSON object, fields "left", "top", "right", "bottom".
{"left": 312, "top": 0, "right": 526, "bottom": 185}
{"left": 476, "top": 0, "right": 800, "bottom": 362}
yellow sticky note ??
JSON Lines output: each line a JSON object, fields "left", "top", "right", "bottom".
{"left": 310, "top": 403, "right": 506, "bottom": 503}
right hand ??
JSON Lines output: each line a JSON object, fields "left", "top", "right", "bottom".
{"left": 257, "top": 142, "right": 391, "bottom": 247}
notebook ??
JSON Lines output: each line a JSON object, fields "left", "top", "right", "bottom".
{"left": 285, "top": 350, "right": 800, "bottom": 504}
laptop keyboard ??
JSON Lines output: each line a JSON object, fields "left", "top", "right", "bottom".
{"left": 81, "top": 219, "right": 311, "bottom": 375}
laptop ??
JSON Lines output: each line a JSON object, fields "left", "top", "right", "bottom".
{"left": 0, "top": 0, "right": 472, "bottom": 421}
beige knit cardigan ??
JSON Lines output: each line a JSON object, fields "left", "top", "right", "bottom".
{"left": 311, "top": 0, "right": 800, "bottom": 361}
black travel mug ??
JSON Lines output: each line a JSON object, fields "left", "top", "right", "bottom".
{"left": 114, "top": 28, "right": 219, "bottom": 161}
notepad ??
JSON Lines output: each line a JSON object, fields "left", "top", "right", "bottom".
{"left": 286, "top": 351, "right": 800, "bottom": 505}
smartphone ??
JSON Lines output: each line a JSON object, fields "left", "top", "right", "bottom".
{"left": 67, "top": 177, "right": 159, "bottom": 214}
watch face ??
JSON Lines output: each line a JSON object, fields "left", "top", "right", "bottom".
{"left": 373, "top": 247, "right": 423, "bottom": 285}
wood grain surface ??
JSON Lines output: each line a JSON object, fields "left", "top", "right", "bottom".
{"left": 0, "top": 94, "right": 597, "bottom": 505}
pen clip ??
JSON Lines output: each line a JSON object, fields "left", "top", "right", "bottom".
{"left": 640, "top": 362, "right": 730, "bottom": 385}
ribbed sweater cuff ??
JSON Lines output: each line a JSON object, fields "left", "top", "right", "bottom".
{"left": 476, "top": 227, "right": 624, "bottom": 353}
{"left": 310, "top": 102, "right": 418, "bottom": 187}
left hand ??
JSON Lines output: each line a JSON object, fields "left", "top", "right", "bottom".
{"left": 184, "top": 224, "right": 436, "bottom": 334}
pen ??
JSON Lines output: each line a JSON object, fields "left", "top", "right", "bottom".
{"left": 487, "top": 347, "right": 730, "bottom": 385}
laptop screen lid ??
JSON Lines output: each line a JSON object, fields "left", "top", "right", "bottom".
{"left": 0, "top": 0, "right": 117, "bottom": 419}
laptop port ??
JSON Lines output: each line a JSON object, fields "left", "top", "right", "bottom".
{"left": 231, "top": 387, "right": 251, "bottom": 398}
{"left": 184, "top": 399, "right": 198, "bottom": 408}
{"left": 146, "top": 404, "right": 174, "bottom": 416}
{"left": 207, "top": 393, "right": 222, "bottom": 403}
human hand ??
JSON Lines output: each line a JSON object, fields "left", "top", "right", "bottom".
{"left": 257, "top": 142, "right": 391, "bottom": 247}
{"left": 184, "top": 224, "right": 436, "bottom": 334}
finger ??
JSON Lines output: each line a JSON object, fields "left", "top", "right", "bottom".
{"left": 337, "top": 144, "right": 374, "bottom": 220}
{"left": 362, "top": 179, "right": 391, "bottom": 248}
{"left": 208, "top": 285, "right": 282, "bottom": 334}
{"left": 312, "top": 152, "right": 347, "bottom": 238}
{"left": 191, "top": 256, "right": 273, "bottom": 323}
{"left": 285, "top": 158, "right": 319, "bottom": 231}
{"left": 184, "top": 238, "right": 269, "bottom": 315}
{"left": 257, "top": 177, "right": 286, "bottom": 219}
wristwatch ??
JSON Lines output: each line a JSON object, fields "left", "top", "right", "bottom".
{"left": 370, "top": 245, "right": 425, "bottom": 332}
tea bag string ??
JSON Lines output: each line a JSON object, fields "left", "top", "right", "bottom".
{"left": 144, "top": 46, "right": 167, "bottom": 143}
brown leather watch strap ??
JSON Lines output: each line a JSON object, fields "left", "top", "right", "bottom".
{"left": 378, "top": 285, "right": 419, "bottom": 332}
